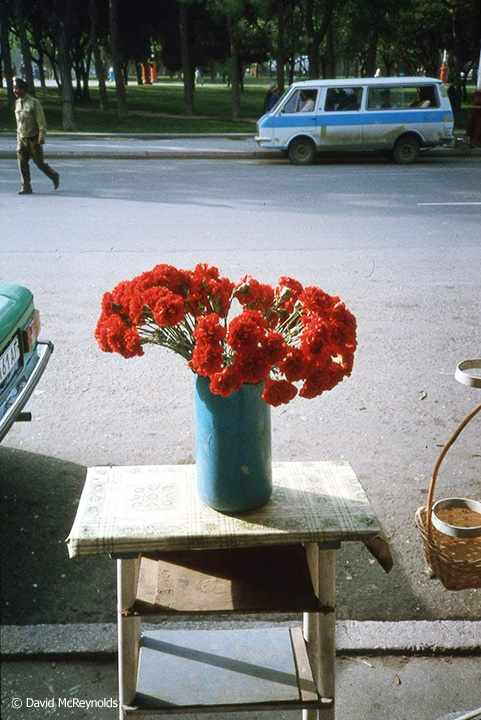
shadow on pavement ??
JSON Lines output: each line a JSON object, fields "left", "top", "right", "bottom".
{"left": 0, "top": 447, "right": 116, "bottom": 626}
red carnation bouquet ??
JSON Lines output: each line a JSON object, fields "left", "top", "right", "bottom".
{"left": 95, "top": 263, "right": 357, "bottom": 407}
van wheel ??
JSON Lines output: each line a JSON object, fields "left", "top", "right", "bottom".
{"left": 289, "top": 138, "right": 316, "bottom": 165}
{"left": 392, "top": 136, "right": 420, "bottom": 164}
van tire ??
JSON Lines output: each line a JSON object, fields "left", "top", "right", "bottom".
{"left": 392, "top": 136, "right": 420, "bottom": 164}
{"left": 289, "top": 138, "right": 316, "bottom": 165}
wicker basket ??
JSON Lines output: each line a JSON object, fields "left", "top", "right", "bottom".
{"left": 415, "top": 403, "right": 481, "bottom": 590}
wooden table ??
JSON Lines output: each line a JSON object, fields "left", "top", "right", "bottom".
{"left": 68, "top": 461, "right": 382, "bottom": 719}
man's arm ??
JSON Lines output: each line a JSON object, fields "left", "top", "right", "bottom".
{"left": 33, "top": 98, "right": 47, "bottom": 144}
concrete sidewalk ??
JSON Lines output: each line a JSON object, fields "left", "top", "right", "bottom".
{"left": 1, "top": 133, "right": 270, "bottom": 160}
{"left": 0, "top": 132, "right": 479, "bottom": 160}
{"left": 2, "top": 621, "right": 481, "bottom": 720}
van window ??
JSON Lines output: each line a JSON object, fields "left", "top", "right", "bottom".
{"left": 281, "top": 89, "right": 318, "bottom": 113}
{"left": 367, "top": 85, "right": 439, "bottom": 110}
{"left": 325, "top": 87, "right": 362, "bottom": 111}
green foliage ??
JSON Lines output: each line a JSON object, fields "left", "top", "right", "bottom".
{"left": 0, "top": 83, "right": 263, "bottom": 133}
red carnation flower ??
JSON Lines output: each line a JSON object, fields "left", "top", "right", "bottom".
{"left": 264, "top": 331, "right": 287, "bottom": 365}
{"left": 235, "top": 351, "right": 271, "bottom": 384}
{"left": 190, "top": 339, "right": 224, "bottom": 376}
{"left": 226, "top": 310, "right": 267, "bottom": 352}
{"left": 327, "top": 304, "right": 357, "bottom": 349}
{"left": 147, "top": 287, "right": 185, "bottom": 327}
{"left": 137, "top": 264, "right": 187, "bottom": 294}
{"left": 209, "top": 365, "right": 243, "bottom": 396}
{"left": 95, "top": 314, "right": 143, "bottom": 359}
{"left": 193, "top": 314, "right": 226, "bottom": 342}
{"left": 299, "top": 286, "right": 339, "bottom": 314}
{"left": 262, "top": 377, "right": 298, "bottom": 407}
{"left": 279, "top": 347, "right": 308, "bottom": 382}
{"left": 301, "top": 317, "right": 330, "bottom": 356}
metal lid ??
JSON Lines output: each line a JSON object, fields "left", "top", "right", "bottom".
{"left": 455, "top": 359, "right": 481, "bottom": 388}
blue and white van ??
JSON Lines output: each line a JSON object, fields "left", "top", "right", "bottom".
{"left": 255, "top": 77, "right": 454, "bottom": 164}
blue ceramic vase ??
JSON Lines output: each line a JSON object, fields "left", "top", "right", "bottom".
{"left": 194, "top": 374, "right": 272, "bottom": 513}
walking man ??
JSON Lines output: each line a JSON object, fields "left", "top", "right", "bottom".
{"left": 14, "top": 78, "right": 60, "bottom": 195}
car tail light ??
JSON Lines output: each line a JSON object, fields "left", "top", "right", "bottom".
{"left": 23, "top": 311, "right": 41, "bottom": 351}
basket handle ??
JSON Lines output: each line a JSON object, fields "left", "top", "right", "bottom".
{"left": 426, "top": 403, "right": 481, "bottom": 540}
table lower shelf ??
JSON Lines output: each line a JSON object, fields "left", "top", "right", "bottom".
{"left": 125, "top": 626, "right": 332, "bottom": 714}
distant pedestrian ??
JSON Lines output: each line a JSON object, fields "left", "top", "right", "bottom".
{"left": 264, "top": 83, "right": 279, "bottom": 113}
{"left": 14, "top": 78, "right": 59, "bottom": 195}
{"left": 195, "top": 68, "right": 204, "bottom": 86}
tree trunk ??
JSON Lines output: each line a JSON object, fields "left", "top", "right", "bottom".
{"left": 306, "top": 0, "right": 319, "bottom": 79}
{"left": 288, "top": 56, "right": 295, "bottom": 85}
{"left": 325, "top": 23, "right": 336, "bottom": 79}
{"left": 0, "top": 18, "right": 15, "bottom": 109}
{"left": 227, "top": 18, "right": 240, "bottom": 120}
{"left": 109, "top": 0, "right": 128, "bottom": 119}
{"left": 14, "top": 0, "right": 35, "bottom": 94}
{"left": 179, "top": 3, "right": 194, "bottom": 116}
{"left": 30, "top": 33, "right": 48, "bottom": 88}
{"left": 83, "top": 50, "right": 92, "bottom": 101}
{"left": 57, "top": 19, "right": 77, "bottom": 130}
{"left": 88, "top": 0, "right": 108, "bottom": 112}
{"left": 37, "top": 49, "right": 47, "bottom": 86}
{"left": 275, "top": 0, "right": 285, "bottom": 93}
{"left": 364, "top": 27, "right": 379, "bottom": 77}
{"left": 305, "top": 0, "right": 333, "bottom": 79}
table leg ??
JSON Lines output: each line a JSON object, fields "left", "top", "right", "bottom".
{"left": 117, "top": 557, "right": 141, "bottom": 717}
{"left": 303, "top": 543, "right": 336, "bottom": 720}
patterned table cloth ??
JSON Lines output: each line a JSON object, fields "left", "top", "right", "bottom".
{"left": 67, "top": 461, "right": 381, "bottom": 558}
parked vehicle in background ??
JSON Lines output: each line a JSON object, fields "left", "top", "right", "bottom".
{"left": 255, "top": 77, "right": 454, "bottom": 165}
{"left": 0, "top": 282, "right": 53, "bottom": 442}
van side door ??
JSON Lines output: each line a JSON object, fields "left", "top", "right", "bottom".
{"left": 318, "top": 86, "right": 364, "bottom": 149}
{"left": 273, "top": 88, "right": 319, "bottom": 146}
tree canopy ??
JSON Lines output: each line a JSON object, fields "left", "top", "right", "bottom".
{"left": 1, "top": 0, "right": 479, "bottom": 126}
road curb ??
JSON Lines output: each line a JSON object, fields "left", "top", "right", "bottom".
{"left": 1, "top": 620, "right": 480, "bottom": 659}
{"left": 0, "top": 150, "right": 275, "bottom": 161}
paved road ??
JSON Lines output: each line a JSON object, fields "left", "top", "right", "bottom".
{"left": 0, "top": 152, "right": 480, "bottom": 627}
{"left": 0, "top": 131, "right": 477, "bottom": 160}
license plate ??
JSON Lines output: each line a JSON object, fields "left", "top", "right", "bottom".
{"left": 0, "top": 335, "right": 21, "bottom": 388}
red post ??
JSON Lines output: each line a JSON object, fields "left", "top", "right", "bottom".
{"left": 440, "top": 50, "right": 447, "bottom": 82}
{"left": 150, "top": 60, "right": 157, "bottom": 84}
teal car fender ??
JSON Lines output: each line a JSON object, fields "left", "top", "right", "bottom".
{"left": 0, "top": 282, "right": 53, "bottom": 441}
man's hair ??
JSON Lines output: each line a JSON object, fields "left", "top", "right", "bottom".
{"left": 14, "top": 77, "right": 29, "bottom": 91}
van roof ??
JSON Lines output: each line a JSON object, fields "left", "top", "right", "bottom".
{"left": 290, "top": 77, "right": 442, "bottom": 89}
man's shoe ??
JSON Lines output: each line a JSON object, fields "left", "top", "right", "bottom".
{"left": 18, "top": 188, "right": 33, "bottom": 195}
{"left": 53, "top": 174, "right": 60, "bottom": 190}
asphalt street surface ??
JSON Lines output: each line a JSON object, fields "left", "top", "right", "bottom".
{"left": 0, "top": 147, "right": 480, "bottom": 630}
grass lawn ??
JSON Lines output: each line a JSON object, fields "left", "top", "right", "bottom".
{"left": 0, "top": 82, "right": 264, "bottom": 134}
{"left": 0, "top": 79, "right": 474, "bottom": 134}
